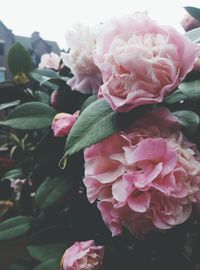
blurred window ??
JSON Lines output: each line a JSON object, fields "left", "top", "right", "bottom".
{"left": 0, "top": 41, "right": 5, "bottom": 55}
{"left": 0, "top": 68, "right": 5, "bottom": 81}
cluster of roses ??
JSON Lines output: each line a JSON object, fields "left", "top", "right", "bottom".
{"left": 42, "top": 12, "right": 200, "bottom": 270}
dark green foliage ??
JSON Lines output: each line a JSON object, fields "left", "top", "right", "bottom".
{"left": 3, "top": 102, "right": 57, "bottom": 130}
{"left": 8, "top": 43, "right": 33, "bottom": 76}
{"left": 35, "top": 176, "right": 73, "bottom": 209}
{"left": 173, "top": 110, "right": 200, "bottom": 131}
{"left": 0, "top": 216, "right": 33, "bottom": 241}
{"left": 32, "top": 259, "right": 59, "bottom": 270}
{"left": 27, "top": 242, "right": 67, "bottom": 262}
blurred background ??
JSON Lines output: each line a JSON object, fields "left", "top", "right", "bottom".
{"left": 0, "top": 0, "right": 199, "bottom": 50}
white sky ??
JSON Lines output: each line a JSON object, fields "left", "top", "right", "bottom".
{"left": 0, "top": 0, "right": 200, "bottom": 50}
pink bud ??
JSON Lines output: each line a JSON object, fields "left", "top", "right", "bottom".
{"left": 181, "top": 12, "right": 200, "bottom": 32}
{"left": 61, "top": 240, "right": 104, "bottom": 270}
{"left": 52, "top": 111, "right": 79, "bottom": 137}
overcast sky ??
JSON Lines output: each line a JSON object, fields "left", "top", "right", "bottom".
{"left": 0, "top": 0, "right": 200, "bottom": 50}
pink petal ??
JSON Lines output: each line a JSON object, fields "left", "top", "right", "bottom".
{"left": 128, "top": 192, "right": 150, "bottom": 212}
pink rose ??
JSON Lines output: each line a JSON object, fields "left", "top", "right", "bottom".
{"left": 94, "top": 13, "right": 199, "bottom": 112}
{"left": 181, "top": 12, "right": 200, "bottom": 32}
{"left": 52, "top": 111, "right": 79, "bottom": 137}
{"left": 61, "top": 240, "right": 104, "bottom": 270}
{"left": 38, "top": 52, "right": 61, "bottom": 70}
{"left": 62, "top": 24, "right": 102, "bottom": 94}
{"left": 83, "top": 108, "right": 200, "bottom": 238}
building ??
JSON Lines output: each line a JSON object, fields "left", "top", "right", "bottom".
{"left": 0, "top": 21, "right": 60, "bottom": 81}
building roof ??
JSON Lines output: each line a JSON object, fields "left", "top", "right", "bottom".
{"left": 0, "top": 20, "right": 60, "bottom": 54}
{"left": 15, "top": 35, "right": 60, "bottom": 54}
{"left": 0, "top": 21, "right": 14, "bottom": 41}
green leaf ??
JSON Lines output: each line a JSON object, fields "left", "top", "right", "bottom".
{"left": 164, "top": 89, "right": 186, "bottom": 104}
{"left": 185, "top": 6, "right": 200, "bottom": 22}
{"left": 165, "top": 80, "right": 200, "bottom": 104}
{"left": 173, "top": 110, "right": 200, "bottom": 130}
{"left": 0, "top": 100, "right": 20, "bottom": 110}
{"left": 28, "top": 69, "right": 62, "bottom": 91}
{"left": 35, "top": 91, "right": 50, "bottom": 104}
{"left": 0, "top": 216, "right": 32, "bottom": 241}
{"left": 27, "top": 242, "right": 67, "bottom": 262}
{"left": 178, "top": 80, "right": 200, "bottom": 100}
{"left": 185, "top": 27, "right": 200, "bottom": 43}
{"left": 10, "top": 264, "right": 27, "bottom": 270}
{"left": 64, "top": 98, "right": 118, "bottom": 156}
{"left": 29, "top": 69, "right": 61, "bottom": 80}
{"left": 35, "top": 176, "right": 73, "bottom": 209}
{"left": 28, "top": 225, "right": 70, "bottom": 245}
{"left": 33, "top": 259, "right": 59, "bottom": 270}
{"left": 2, "top": 168, "right": 23, "bottom": 181}
{"left": 3, "top": 102, "right": 56, "bottom": 130}
{"left": 80, "top": 94, "right": 98, "bottom": 112}
{"left": 8, "top": 43, "right": 33, "bottom": 76}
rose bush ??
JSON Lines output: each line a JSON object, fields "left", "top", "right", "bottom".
{"left": 1, "top": 5, "right": 200, "bottom": 270}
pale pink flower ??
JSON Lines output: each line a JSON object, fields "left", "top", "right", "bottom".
{"left": 38, "top": 52, "right": 60, "bottom": 70}
{"left": 94, "top": 12, "right": 199, "bottom": 112}
{"left": 52, "top": 111, "right": 79, "bottom": 137}
{"left": 10, "top": 178, "right": 26, "bottom": 200}
{"left": 61, "top": 240, "right": 104, "bottom": 270}
{"left": 62, "top": 24, "right": 102, "bottom": 94}
{"left": 10, "top": 178, "right": 25, "bottom": 194}
{"left": 83, "top": 108, "right": 200, "bottom": 238}
{"left": 181, "top": 12, "right": 200, "bottom": 32}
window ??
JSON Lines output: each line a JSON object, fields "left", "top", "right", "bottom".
{"left": 0, "top": 68, "right": 5, "bottom": 82}
{"left": 0, "top": 40, "right": 5, "bottom": 55}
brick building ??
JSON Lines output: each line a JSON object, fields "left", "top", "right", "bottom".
{"left": 0, "top": 21, "right": 60, "bottom": 81}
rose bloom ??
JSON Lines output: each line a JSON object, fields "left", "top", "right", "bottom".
{"left": 62, "top": 24, "right": 102, "bottom": 94}
{"left": 83, "top": 108, "right": 200, "bottom": 238}
{"left": 94, "top": 12, "right": 199, "bottom": 112}
{"left": 181, "top": 12, "right": 200, "bottom": 32}
{"left": 61, "top": 240, "right": 104, "bottom": 270}
{"left": 52, "top": 111, "right": 79, "bottom": 137}
{"left": 38, "top": 52, "right": 61, "bottom": 70}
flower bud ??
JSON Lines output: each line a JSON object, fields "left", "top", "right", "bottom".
{"left": 61, "top": 240, "right": 104, "bottom": 270}
{"left": 52, "top": 111, "right": 79, "bottom": 137}
{"left": 181, "top": 12, "right": 200, "bottom": 32}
